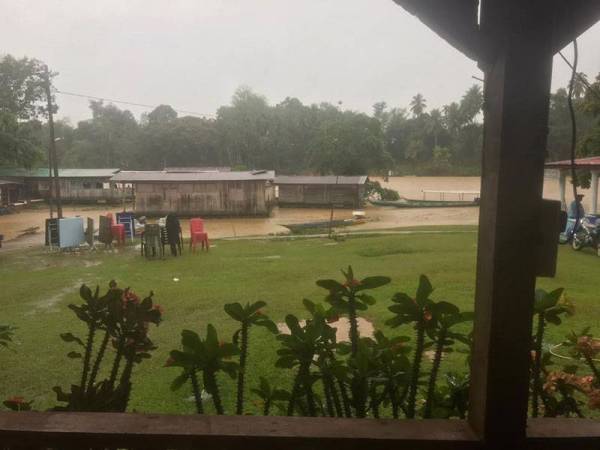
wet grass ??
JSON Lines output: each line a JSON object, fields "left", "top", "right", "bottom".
{"left": 0, "top": 227, "right": 598, "bottom": 414}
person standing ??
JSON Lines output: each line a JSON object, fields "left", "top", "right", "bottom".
{"left": 565, "top": 194, "right": 585, "bottom": 238}
{"left": 165, "top": 214, "right": 182, "bottom": 256}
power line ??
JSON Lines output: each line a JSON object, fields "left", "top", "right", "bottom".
{"left": 557, "top": 51, "right": 600, "bottom": 102}
{"left": 53, "top": 89, "right": 216, "bottom": 118}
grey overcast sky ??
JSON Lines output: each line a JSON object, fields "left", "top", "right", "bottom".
{"left": 2, "top": 0, "right": 599, "bottom": 123}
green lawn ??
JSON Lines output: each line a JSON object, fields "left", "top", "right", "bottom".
{"left": 1, "top": 227, "right": 598, "bottom": 414}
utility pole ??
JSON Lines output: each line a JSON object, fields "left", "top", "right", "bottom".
{"left": 47, "top": 131, "right": 54, "bottom": 219}
{"left": 43, "top": 65, "right": 63, "bottom": 218}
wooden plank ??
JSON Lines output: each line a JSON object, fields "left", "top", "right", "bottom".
{"left": 392, "top": 0, "right": 491, "bottom": 62}
{"left": 552, "top": 0, "right": 600, "bottom": 53}
{"left": 0, "top": 412, "right": 481, "bottom": 450}
{"left": 469, "top": 0, "right": 556, "bottom": 446}
{"left": 528, "top": 418, "right": 600, "bottom": 450}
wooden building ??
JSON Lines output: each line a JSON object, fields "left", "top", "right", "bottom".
{"left": 0, "top": 179, "right": 25, "bottom": 206}
{"left": 2, "top": 2, "right": 600, "bottom": 449}
{"left": 111, "top": 170, "right": 275, "bottom": 217}
{"left": 0, "top": 168, "right": 128, "bottom": 204}
{"left": 275, "top": 175, "right": 367, "bottom": 208}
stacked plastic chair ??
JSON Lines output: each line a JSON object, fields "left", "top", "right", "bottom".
{"left": 189, "top": 218, "right": 209, "bottom": 252}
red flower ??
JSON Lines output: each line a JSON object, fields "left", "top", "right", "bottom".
{"left": 343, "top": 279, "right": 361, "bottom": 288}
{"left": 391, "top": 342, "right": 404, "bottom": 352}
{"left": 327, "top": 314, "right": 340, "bottom": 323}
{"left": 153, "top": 304, "right": 164, "bottom": 315}
{"left": 255, "top": 310, "right": 263, "bottom": 316}
{"left": 423, "top": 310, "right": 433, "bottom": 322}
{"left": 164, "top": 357, "right": 175, "bottom": 367}
{"left": 122, "top": 290, "right": 140, "bottom": 306}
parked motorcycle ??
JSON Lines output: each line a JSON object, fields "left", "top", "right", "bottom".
{"left": 572, "top": 215, "right": 600, "bottom": 253}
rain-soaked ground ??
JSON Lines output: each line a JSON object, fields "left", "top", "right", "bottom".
{"left": 0, "top": 175, "right": 592, "bottom": 249}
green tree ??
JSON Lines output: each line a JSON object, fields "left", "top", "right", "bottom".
{"left": 459, "top": 85, "right": 483, "bottom": 125}
{"left": 146, "top": 104, "right": 177, "bottom": 126}
{"left": 410, "top": 94, "right": 427, "bottom": 118}
{"left": 309, "top": 111, "right": 389, "bottom": 175}
{"left": 0, "top": 55, "right": 53, "bottom": 167}
{"left": 71, "top": 101, "right": 140, "bottom": 168}
{"left": 216, "top": 87, "right": 272, "bottom": 168}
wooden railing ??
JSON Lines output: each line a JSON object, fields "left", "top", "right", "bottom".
{"left": 1, "top": 412, "right": 599, "bottom": 450}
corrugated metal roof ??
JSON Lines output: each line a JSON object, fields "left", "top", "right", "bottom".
{"left": 545, "top": 156, "right": 600, "bottom": 169}
{"left": 0, "top": 168, "right": 120, "bottom": 178}
{"left": 165, "top": 166, "right": 232, "bottom": 173}
{"left": 111, "top": 170, "right": 275, "bottom": 182}
{"left": 0, "top": 179, "right": 23, "bottom": 185}
{"left": 275, "top": 175, "right": 368, "bottom": 185}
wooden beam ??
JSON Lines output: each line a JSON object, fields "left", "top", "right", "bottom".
{"left": 392, "top": 0, "right": 491, "bottom": 63}
{"left": 469, "top": 0, "right": 556, "bottom": 446}
{"left": 552, "top": 0, "right": 600, "bottom": 53}
{"left": 528, "top": 418, "right": 600, "bottom": 450}
{"left": 0, "top": 412, "right": 481, "bottom": 450}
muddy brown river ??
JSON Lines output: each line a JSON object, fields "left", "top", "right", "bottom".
{"left": 0, "top": 175, "right": 594, "bottom": 246}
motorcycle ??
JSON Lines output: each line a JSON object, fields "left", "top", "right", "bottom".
{"left": 571, "top": 215, "right": 600, "bottom": 253}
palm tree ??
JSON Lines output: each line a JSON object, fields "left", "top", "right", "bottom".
{"left": 443, "top": 102, "right": 464, "bottom": 136}
{"left": 410, "top": 94, "right": 427, "bottom": 117}
{"left": 427, "top": 109, "right": 444, "bottom": 147}
{"left": 459, "top": 85, "right": 484, "bottom": 124}
{"left": 572, "top": 72, "right": 589, "bottom": 99}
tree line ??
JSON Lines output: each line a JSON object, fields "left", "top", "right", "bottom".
{"left": 1, "top": 54, "right": 599, "bottom": 176}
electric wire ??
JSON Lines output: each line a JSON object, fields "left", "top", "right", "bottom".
{"left": 558, "top": 51, "right": 600, "bottom": 102}
{"left": 567, "top": 39, "right": 581, "bottom": 238}
{"left": 53, "top": 89, "right": 216, "bottom": 118}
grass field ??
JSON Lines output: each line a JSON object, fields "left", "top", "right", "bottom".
{"left": 1, "top": 227, "right": 599, "bottom": 414}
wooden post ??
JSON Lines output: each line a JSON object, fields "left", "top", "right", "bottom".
{"left": 591, "top": 171, "right": 599, "bottom": 215}
{"left": 469, "top": 1, "right": 555, "bottom": 446}
{"left": 43, "top": 65, "right": 63, "bottom": 219}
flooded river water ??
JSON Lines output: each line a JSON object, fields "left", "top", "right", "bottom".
{"left": 0, "top": 175, "right": 595, "bottom": 246}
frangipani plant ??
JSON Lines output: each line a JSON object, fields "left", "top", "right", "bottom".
{"left": 168, "top": 325, "right": 239, "bottom": 414}
{"left": 250, "top": 376, "right": 289, "bottom": 416}
{"left": 55, "top": 282, "right": 162, "bottom": 412}
{"left": 224, "top": 301, "right": 278, "bottom": 415}
{"left": 386, "top": 274, "right": 437, "bottom": 418}
{"left": 423, "top": 301, "right": 473, "bottom": 418}
{"left": 530, "top": 288, "right": 571, "bottom": 417}
{"left": 368, "top": 330, "right": 411, "bottom": 419}
{"left": 317, "top": 266, "right": 390, "bottom": 356}
{"left": 276, "top": 313, "right": 336, "bottom": 416}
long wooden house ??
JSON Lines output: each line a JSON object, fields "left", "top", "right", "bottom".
{"left": 275, "top": 175, "right": 367, "bottom": 208}
{"left": 111, "top": 170, "right": 275, "bottom": 217}
{"left": 0, "top": 168, "right": 128, "bottom": 204}
{"left": 0, "top": 179, "right": 25, "bottom": 206}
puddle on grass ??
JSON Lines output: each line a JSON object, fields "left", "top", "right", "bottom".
{"left": 26, "top": 281, "right": 83, "bottom": 315}
{"left": 231, "top": 255, "right": 282, "bottom": 261}
{"left": 277, "top": 317, "right": 374, "bottom": 342}
{"left": 83, "top": 260, "right": 102, "bottom": 268}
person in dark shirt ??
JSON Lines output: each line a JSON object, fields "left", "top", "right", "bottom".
{"left": 165, "top": 214, "right": 182, "bottom": 256}
{"left": 565, "top": 194, "right": 585, "bottom": 238}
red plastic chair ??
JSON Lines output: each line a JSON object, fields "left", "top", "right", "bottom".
{"left": 111, "top": 223, "right": 125, "bottom": 246}
{"left": 189, "top": 218, "right": 209, "bottom": 252}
